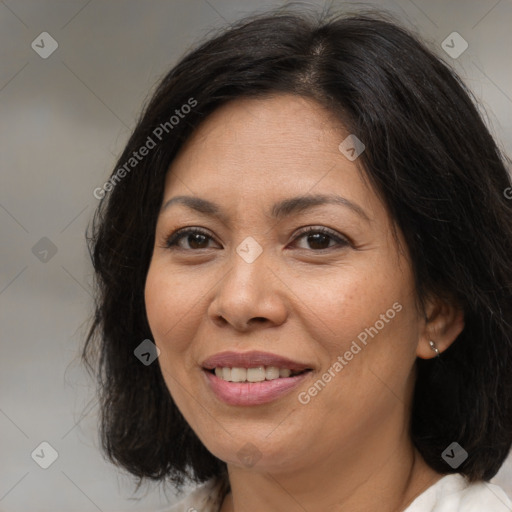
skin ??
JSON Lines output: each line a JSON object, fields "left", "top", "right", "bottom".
{"left": 144, "top": 94, "right": 465, "bottom": 512}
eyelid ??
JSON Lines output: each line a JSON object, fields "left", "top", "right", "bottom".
{"left": 162, "top": 225, "right": 351, "bottom": 251}
{"left": 163, "top": 227, "right": 218, "bottom": 249}
{"left": 292, "top": 226, "right": 351, "bottom": 248}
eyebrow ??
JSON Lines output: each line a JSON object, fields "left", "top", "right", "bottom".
{"left": 160, "top": 193, "right": 370, "bottom": 223}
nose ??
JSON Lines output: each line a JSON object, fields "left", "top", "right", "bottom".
{"left": 207, "top": 242, "right": 288, "bottom": 332}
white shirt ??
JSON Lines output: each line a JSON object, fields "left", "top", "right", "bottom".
{"left": 160, "top": 473, "right": 512, "bottom": 512}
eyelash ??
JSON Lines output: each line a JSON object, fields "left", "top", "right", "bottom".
{"left": 163, "top": 226, "right": 350, "bottom": 252}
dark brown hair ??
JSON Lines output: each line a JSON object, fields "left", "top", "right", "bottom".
{"left": 83, "top": 5, "right": 512, "bottom": 491}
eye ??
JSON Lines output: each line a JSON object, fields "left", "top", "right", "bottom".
{"left": 164, "top": 228, "right": 219, "bottom": 250}
{"left": 163, "top": 226, "right": 350, "bottom": 252}
{"left": 291, "top": 226, "right": 350, "bottom": 251}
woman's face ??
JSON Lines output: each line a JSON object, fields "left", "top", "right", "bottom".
{"left": 145, "top": 94, "right": 428, "bottom": 473}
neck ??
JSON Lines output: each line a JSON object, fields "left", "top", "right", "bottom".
{"left": 220, "top": 419, "right": 443, "bottom": 512}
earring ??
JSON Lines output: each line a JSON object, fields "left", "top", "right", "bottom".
{"left": 429, "top": 340, "right": 440, "bottom": 358}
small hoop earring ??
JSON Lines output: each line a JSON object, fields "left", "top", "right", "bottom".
{"left": 429, "top": 340, "right": 440, "bottom": 358}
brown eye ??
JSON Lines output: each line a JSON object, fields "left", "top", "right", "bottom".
{"left": 292, "top": 227, "right": 349, "bottom": 251}
{"left": 164, "top": 226, "right": 349, "bottom": 252}
{"left": 165, "top": 228, "right": 217, "bottom": 250}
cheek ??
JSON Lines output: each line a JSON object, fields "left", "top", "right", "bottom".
{"left": 298, "top": 269, "right": 388, "bottom": 339}
{"left": 144, "top": 264, "right": 195, "bottom": 402}
{"left": 144, "top": 261, "right": 212, "bottom": 385}
{"left": 304, "top": 261, "right": 418, "bottom": 363}
{"left": 144, "top": 263, "right": 191, "bottom": 356}
{"left": 144, "top": 264, "right": 169, "bottom": 340}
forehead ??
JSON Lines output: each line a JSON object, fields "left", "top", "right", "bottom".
{"left": 164, "top": 94, "right": 366, "bottom": 195}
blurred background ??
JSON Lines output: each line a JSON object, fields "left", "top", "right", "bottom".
{"left": 0, "top": 0, "right": 511, "bottom": 510}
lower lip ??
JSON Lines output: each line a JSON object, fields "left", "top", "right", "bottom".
{"left": 203, "top": 370, "right": 311, "bottom": 406}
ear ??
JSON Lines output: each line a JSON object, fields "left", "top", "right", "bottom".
{"left": 416, "top": 294, "right": 465, "bottom": 359}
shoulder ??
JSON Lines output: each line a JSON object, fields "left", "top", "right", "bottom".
{"left": 160, "top": 478, "right": 226, "bottom": 512}
{"left": 404, "top": 473, "right": 512, "bottom": 512}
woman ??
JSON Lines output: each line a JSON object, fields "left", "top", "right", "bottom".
{"left": 83, "top": 6, "right": 512, "bottom": 511}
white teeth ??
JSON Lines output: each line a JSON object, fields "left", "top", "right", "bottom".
{"left": 265, "top": 366, "right": 280, "bottom": 380}
{"left": 230, "top": 367, "right": 247, "bottom": 382}
{"left": 212, "top": 366, "right": 303, "bottom": 382}
{"left": 247, "top": 366, "right": 266, "bottom": 382}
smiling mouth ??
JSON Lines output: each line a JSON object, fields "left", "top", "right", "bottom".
{"left": 206, "top": 366, "right": 312, "bottom": 383}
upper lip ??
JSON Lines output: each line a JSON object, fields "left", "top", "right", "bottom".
{"left": 201, "top": 351, "right": 312, "bottom": 372}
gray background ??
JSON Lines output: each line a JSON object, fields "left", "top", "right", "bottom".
{"left": 0, "top": 0, "right": 511, "bottom": 510}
